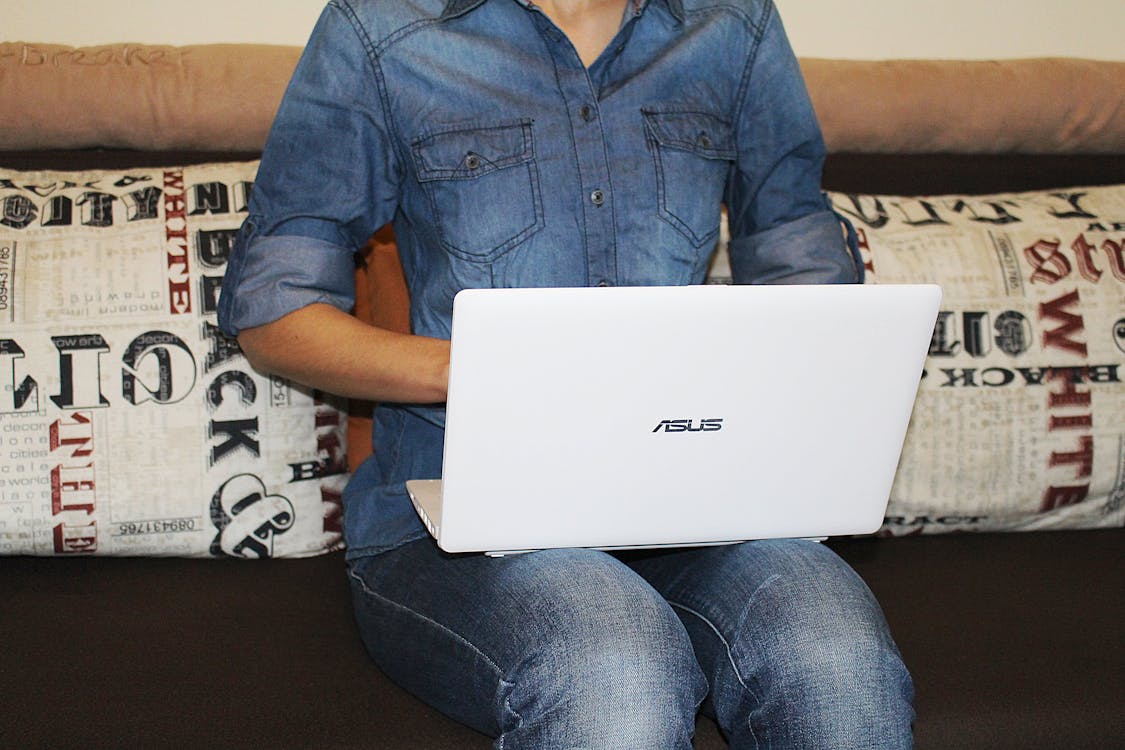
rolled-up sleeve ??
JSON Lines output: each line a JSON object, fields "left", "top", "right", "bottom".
{"left": 725, "top": 3, "right": 861, "bottom": 286}
{"left": 729, "top": 205, "right": 861, "bottom": 284}
{"left": 218, "top": 3, "right": 401, "bottom": 336}
{"left": 219, "top": 232, "right": 360, "bottom": 335}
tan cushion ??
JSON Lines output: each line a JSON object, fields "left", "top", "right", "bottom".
{"left": 801, "top": 58, "right": 1125, "bottom": 154}
{"left": 0, "top": 43, "right": 300, "bottom": 151}
{"left": 2, "top": 43, "right": 1123, "bottom": 154}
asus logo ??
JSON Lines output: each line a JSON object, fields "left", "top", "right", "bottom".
{"left": 652, "top": 419, "right": 724, "bottom": 433}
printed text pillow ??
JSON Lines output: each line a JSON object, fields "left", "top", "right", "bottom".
{"left": 710, "top": 184, "right": 1125, "bottom": 534}
{"left": 0, "top": 162, "right": 347, "bottom": 557}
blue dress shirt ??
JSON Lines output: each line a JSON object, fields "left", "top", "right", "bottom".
{"left": 218, "top": 0, "right": 862, "bottom": 558}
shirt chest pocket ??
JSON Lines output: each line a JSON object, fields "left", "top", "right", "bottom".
{"left": 643, "top": 110, "right": 736, "bottom": 248}
{"left": 412, "top": 119, "right": 544, "bottom": 263}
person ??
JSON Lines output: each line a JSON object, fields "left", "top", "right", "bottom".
{"left": 218, "top": 0, "right": 916, "bottom": 747}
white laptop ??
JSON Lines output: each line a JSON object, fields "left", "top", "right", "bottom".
{"left": 406, "top": 283, "right": 941, "bottom": 556}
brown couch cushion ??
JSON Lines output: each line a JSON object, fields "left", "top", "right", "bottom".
{"left": 801, "top": 57, "right": 1125, "bottom": 154}
{"left": 0, "top": 43, "right": 299, "bottom": 151}
{"left": 2, "top": 44, "right": 1123, "bottom": 154}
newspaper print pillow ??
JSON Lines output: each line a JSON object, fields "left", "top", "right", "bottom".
{"left": 0, "top": 162, "right": 347, "bottom": 557}
{"left": 709, "top": 185, "right": 1125, "bottom": 535}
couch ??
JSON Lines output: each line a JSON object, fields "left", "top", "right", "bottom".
{"left": 1, "top": 43, "right": 1123, "bottom": 749}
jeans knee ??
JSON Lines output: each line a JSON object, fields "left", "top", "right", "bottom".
{"left": 747, "top": 630, "right": 915, "bottom": 749}
{"left": 774, "top": 618, "right": 913, "bottom": 707}
{"left": 501, "top": 612, "right": 705, "bottom": 748}
{"left": 717, "top": 548, "right": 915, "bottom": 747}
{"left": 742, "top": 563, "right": 909, "bottom": 692}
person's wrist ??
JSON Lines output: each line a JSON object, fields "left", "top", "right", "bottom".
{"left": 427, "top": 338, "right": 451, "bottom": 402}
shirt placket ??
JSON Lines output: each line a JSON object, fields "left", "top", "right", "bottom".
{"left": 527, "top": 8, "right": 624, "bottom": 288}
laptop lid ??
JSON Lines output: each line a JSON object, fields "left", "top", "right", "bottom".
{"left": 419, "top": 283, "right": 941, "bottom": 554}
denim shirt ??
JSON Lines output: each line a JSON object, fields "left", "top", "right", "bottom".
{"left": 218, "top": 0, "right": 862, "bottom": 558}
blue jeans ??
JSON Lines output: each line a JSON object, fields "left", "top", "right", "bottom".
{"left": 348, "top": 539, "right": 914, "bottom": 749}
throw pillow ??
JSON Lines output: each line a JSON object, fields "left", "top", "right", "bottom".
{"left": 0, "top": 161, "right": 346, "bottom": 557}
{"left": 709, "top": 184, "right": 1125, "bottom": 534}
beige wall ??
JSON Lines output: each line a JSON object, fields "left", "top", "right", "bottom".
{"left": 5, "top": 0, "right": 1124, "bottom": 61}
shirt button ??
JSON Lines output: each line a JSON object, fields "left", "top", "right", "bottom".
{"left": 590, "top": 189, "right": 605, "bottom": 206}
{"left": 464, "top": 153, "right": 480, "bottom": 170}
{"left": 578, "top": 104, "right": 595, "bottom": 122}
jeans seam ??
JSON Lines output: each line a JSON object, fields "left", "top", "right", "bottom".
{"left": 668, "top": 599, "right": 763, "bottom": 749}
{"left": 350, "top": 564, "right": 537, "bottom": 744}
{"left": 668, "top": 600, "right": 751, "bottom": 692}
{"left": 497, "top": 679, "right": 521, "bottom": 750}
{"left": 347, "top": 566, "right": 506, "bottom": 679}
{"left": 667, "top": 571, "right": 782, "bottom": 750}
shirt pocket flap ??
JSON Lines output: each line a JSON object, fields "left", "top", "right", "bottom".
{"left": 413, "top": 120, "right": 534, "bottom": 181}
{"left": 642, "top": 110, "right": 735, "bottom": 160}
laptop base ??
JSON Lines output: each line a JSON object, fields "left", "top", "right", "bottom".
{"left": 408, "top": 478, "right": 827, "bottom": 557}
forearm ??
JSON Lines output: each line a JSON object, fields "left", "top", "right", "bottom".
{"left": 237, "top": 303, "right": 449, "bottom": 404}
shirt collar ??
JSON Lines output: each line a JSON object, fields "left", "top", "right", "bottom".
{"left": 654, "top": 0, "right": 685, "bottom": 21}
{"left": 442, "top": 0, "right": 684, "bottom": 23}
{"left": 441, "top": 0, "right": 487, "bottom": 19}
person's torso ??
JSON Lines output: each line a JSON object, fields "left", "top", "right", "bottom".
{"left": 341, "top": 0, "right": 779, "bottom": 337}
